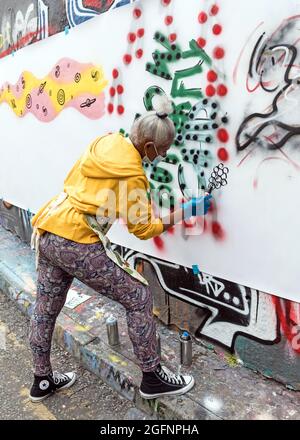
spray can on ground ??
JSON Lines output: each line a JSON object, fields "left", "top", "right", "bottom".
{"left": 180, "top": 331, "right": 193, "bottom": 366}
{"left": 106, "top": 316, "right": 120, "bottom": 346}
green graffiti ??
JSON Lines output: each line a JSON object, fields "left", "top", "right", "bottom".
{"left": 146, "top": 32, "right": 182, "bottom": 80}
{"left": 171, "top": 101, "right": 192, "bottom": 133}
{"left": 165, "top": 153, "right": 180, "bottom": 165}
{"left": 171, "top": 62, "right": 204, "bottom": 99}
{"left": 143, "top": 85, "right": 165, "bottom": 110}
{"left": 149, "top": 164, "right": 173, "bottom": 184}
{"left": 143, "top": 32, "right": 226, "bottom": 207}
{"left": 181, "top": 39, "right": 211, "bottom": 65}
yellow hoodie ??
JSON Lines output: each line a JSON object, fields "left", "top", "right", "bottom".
{"left": 31, "top": 133, "right": 163, "bottom": 243}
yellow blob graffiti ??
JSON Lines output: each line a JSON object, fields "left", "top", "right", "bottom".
{"left": 0, "top": 57, "right": 108, "bottom": 122}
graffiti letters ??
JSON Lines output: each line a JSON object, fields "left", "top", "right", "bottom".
{"left": 143, "top": 32, "right": 229, "bottom": 239}
{"left": 0, "top": 1, "right": 49, "bottom": 58}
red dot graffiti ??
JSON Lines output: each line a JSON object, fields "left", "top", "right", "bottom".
{"left": 217, "top": 128, "right": 229, "bottom": 143}
{"left": 133, "top": 7, "right": 142, "bottom": 19}
{"left": 207, "top": 70, "right": 218, "bottom": 82}
{"left": 161, "top": 0, "right": 177, "bottom": 43}
{"left": 198, "top": 12, "right": 208, "bottom": 24}
{"left": 210, "top": 4, "right": 219, "bottom": 16}
{"left": 217, "top": 84, "right": 228, "bottom": 96}
{"left": 153, "top": 236, "right": 165, "bottom": 250}
{"left": 108, "top": 4, "right": 146, "bottom": 117}
{"left": 167, "top": 226, "right": 175, "bottom": 235}
{"left": 117, "top": 104, "right": 124, "bottom": 115}
{"left": 212, "top": 221, "right": 225, "bottom": 240}
{"left": 212, "top": 24, "right": 222, "bottom": 35}
{"left": 123, "top": 6, "right": 145, "bottom": 67}
{"left": 128, "top": 32, "right": 137, "bottom": 44}
{"left": 137, "top": 28, "right": 145, "bottom": 38}
{"left": 108, "top": 102, "right": 114, "bottom": 114}
{"left": 169, "top": 33, "right": 177, "bottom": 43}
{"left": 213, "top": 46, "right": 225, "bottom": 59}
{"left": 107, "top": 68, "right": 125, "bottom": 115}
{"left": 218, "top": 147, "right": 229, "bottom": 162}
{"left": 117, "top": 85, "right": 124, "bottom": 95}
{"left": 112, "top": 69, "right": 119, "bottom": 79}
{"left": 197, "top": 37, "right": 207, "bottom": 48}
{"left": 165, "top": 15, "right": 173, "bottom": 26}
{"left": 136, "top": 49, "right": 144, "bottom": 59}
{"left": 108, "top": 0, "right": 178, "bottom": 119}
{"left": 123, "top": 54, "right": 133, "bottom": 65}
{"left": 206, "top": 84, "right": 216, "bottom": 97}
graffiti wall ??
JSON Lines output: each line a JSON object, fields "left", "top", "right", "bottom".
{"left": 1, "top": 0, "right": 300, "bottom": 387}
{"left": 118, "top": 244, "right": 300, "bottom": 389}
{"left": 2, "top": 200, "right": 300, "bottom": 388}
{"left": 0, "top": 0, "right": 137, "bottom": 59}
{"left": 1, "top": 0, "right": 299, "bottom": 299}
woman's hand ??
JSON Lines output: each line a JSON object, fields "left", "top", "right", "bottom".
{"left": 182, "top": 195, "right": 212, "bottom": 219}
{"left": 161, "top": 195, "right": 212, "bottom": 232}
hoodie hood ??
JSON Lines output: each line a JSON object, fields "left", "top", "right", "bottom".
{"left": 79, "top": 133, "right": 145, "bottom": 179}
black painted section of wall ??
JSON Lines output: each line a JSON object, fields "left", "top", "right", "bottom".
{"left": 235, "top": 335, "right": 300, "bottom": 390}
{"left": 0, "top": 201, "right": 33, "bottom": 243}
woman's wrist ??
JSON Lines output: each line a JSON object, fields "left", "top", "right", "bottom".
{"left": 161, "top": 208, "right": 184, "bottom": 232}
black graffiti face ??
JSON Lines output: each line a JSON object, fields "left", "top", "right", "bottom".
{"left": 236, "top": 17, "right": 300, "bottom": 152}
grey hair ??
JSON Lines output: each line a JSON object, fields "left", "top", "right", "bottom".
{"left": 130, "top": 95, "right": 175, "bottom": 147}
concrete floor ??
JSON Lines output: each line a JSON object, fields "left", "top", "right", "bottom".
{"left": 0, "top": 290, "right": 139, "bottom": 420}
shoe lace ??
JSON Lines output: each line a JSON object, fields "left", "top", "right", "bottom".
{"left": 157, "top": 366, "right": 184, "bottom": 385}
{"left": 51, "top": 371, "right": 69, "bottom": 385}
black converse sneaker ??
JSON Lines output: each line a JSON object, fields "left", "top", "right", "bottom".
{"left": 29, "top": 371, "right": 76, "bottom": 402}
{"left": 140, "top": 364, "right": 194, "bottom": 399}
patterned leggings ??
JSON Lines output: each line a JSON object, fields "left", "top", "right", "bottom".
{"left": 29, "top": 232, "right": 160, "bottom": 376}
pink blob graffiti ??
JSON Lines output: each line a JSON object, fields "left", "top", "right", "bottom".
{"left": 24, "top": 86, "right": 56, "bottom": 121}
{"left": 68, "top": 92, "right": 106, "bottom": 119}
{"left": 49, "top": 58, "right": 94, "bottom": 83}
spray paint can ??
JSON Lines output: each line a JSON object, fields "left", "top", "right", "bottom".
{"left": 180, "top": 331, "right": 193, "bottom": 366}
{"left": 106, "top": 316, "right": 120, "bottom": 346}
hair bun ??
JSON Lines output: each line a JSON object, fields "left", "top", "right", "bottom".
{"left": 152, "top": 94, "right": 173, "bottom": 117}
{"left": 156, "top": 112, "right": 168, "bottom": 119}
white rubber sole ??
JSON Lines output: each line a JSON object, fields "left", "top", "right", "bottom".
{"left": 139, "top": 377, "right": 195, "bottom": 400}
{"left": 29, "top": 373, "right": 77, "bottom": 403}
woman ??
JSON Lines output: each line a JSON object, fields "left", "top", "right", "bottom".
{"left": 29, "top": 96, "right": 212, "bottom": 402}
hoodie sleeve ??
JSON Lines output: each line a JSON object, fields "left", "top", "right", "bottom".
{"left": 123, "top": 176, "right": 163, "bottom": 240}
